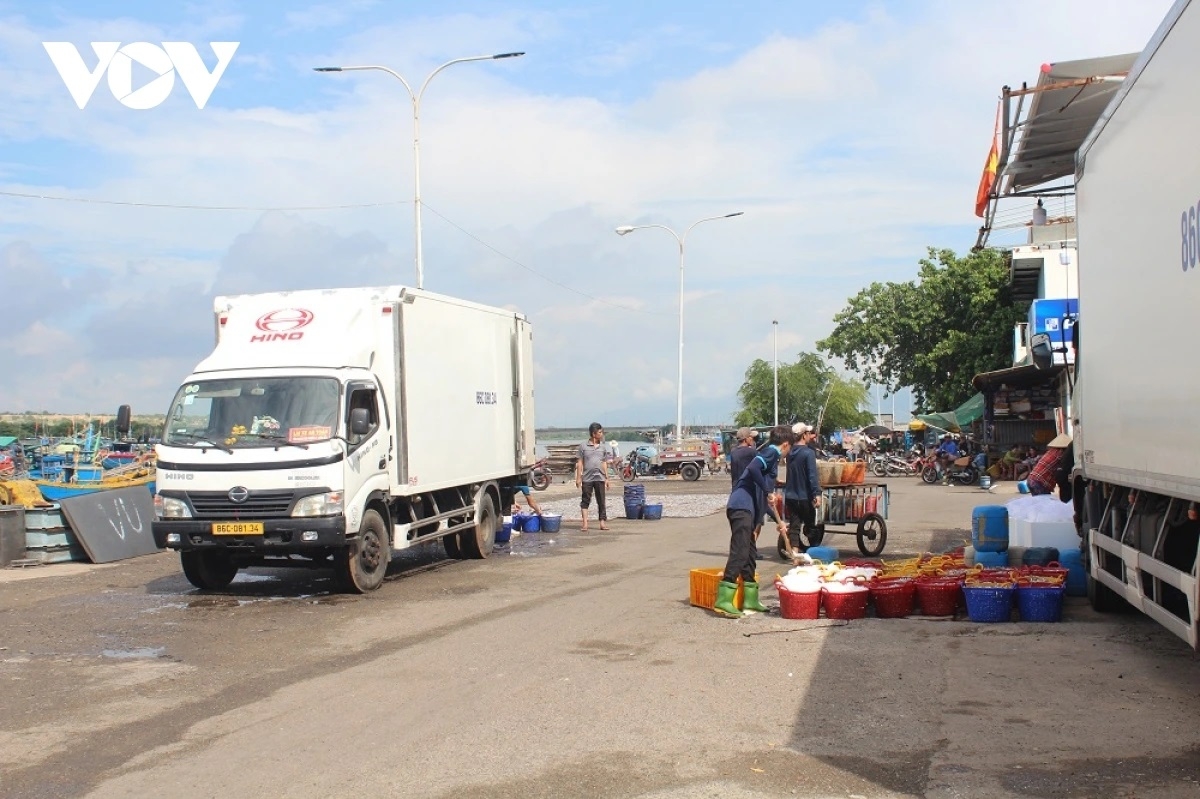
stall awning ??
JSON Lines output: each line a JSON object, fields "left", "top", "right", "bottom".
{"left": 1002, "top": 54, "right": 1136, "bottom": 194}
{"left": 914, "top": 392, "right": 986, "bottom": 433}
{"left": 972, "top": 362, "right": 1065, "bottom": 393}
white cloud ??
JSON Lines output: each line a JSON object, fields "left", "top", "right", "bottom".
{"left": 0, "top": 1, "right": 1175, "bottom": 424}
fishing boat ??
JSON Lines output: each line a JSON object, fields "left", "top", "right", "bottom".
{"left": 32, "top": 472, "right": 156, "bottom": 502}
{"left": 30, "top": 451, "right": 157, "bottom": 502}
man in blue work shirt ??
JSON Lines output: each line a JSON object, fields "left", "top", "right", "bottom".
{"left": 715, "top": 425, "right": 794, "bottom": 618}
{"left": 729, "top": 427, "right": 759, "bottom": 487}
{"left": 783, "top": 423, "right": 822, "bottom": 557}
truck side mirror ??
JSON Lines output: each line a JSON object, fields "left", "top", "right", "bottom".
{"left": 349, "top": 407, "right": 371, "bottom": 436}
{"left": 1030, "top": 333, "right": 1054, "bottom": 370}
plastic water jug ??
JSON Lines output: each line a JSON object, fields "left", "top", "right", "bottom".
{"left": 971, "top": 506, "right": 1009, "bottom": 553}
{"left": 1058, "top": 549, "right": 1087, "bottom": 597}
{"left": 974, "top": 549, "right": 1008, "bottom": 569}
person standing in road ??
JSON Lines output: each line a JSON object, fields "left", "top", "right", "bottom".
{"left": 715, "top": 425, "right": 793, "bottom": 618}
{"left": 575, "top": 422, "right": 610, "bottom": 531}
{"left": 729, "top": 427, "right": 759, "bottom": 487}
{"left": 1026, "top": 433, "right": 1071, "bottom": 497}
{"left": 783, "top": 423, "right": 823, "bottom": 557}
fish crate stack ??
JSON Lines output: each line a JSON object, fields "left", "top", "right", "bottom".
{"left": 543, "top": 444, "right": 581, "bottom": 476}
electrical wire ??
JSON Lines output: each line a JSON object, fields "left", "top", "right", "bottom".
{"left": 422, "top": 202, "right": 671, "bottom": 317}
{"left": 0, "top": 186, "right": 691, "bottom": 317}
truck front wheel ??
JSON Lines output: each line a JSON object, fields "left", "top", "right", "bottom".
{"left": 336, "top": 509, "right": 390, "bottom": 593}
{"left": 180, "top": 550, "right": 238, "bottom": 591}
{"left": 680, "top": 462, "right": 701, "bottom": 482}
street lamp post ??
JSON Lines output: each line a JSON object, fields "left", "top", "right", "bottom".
{"left": 772, "top": 320, "right": 779, "bottom": 427}
{"left": 615, "top": 211, "right": 744, "bottom": 441}
{"left": 314, "top": 52, "right": 524, "bottom": 289}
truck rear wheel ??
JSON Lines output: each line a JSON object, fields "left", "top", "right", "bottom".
{"left": 680, "top": 462, "right": 701, "bottom": 482}
{"left": 180, "top": 550, "right": 238, "bottom": 590}
{"left": 336, "top": 509, "right": 390, "bottom": 593}
{"left": 461, "top": 495, "right": 497, "bottom": 559}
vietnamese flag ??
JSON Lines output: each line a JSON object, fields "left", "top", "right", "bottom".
{"left": 975, "top": 104, "right": 1001, "bottom": 217}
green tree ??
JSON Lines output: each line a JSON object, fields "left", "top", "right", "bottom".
{"left": 818, "top": 247, "right": 1026, "bottom": 411}
{"left": 734, "top": 352, "right": 874, "bottom": 434}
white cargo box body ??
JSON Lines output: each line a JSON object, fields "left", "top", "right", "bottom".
{"left": 1074, "top": 0, "right": 1200, "bottom": 501}
{"left": 205, "top": 285, "right": 536, "bottom": 494}
{"left": 395, "top": 289, "right": 535, "bottom": 491}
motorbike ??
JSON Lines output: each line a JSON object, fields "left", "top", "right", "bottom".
{"left": 872, "top": 453, "right": 921, "bottom": 478}
{"left": 921, "top": 454, "right": 980, "bottom": 486}
{"left": 621, "top": 451, "right": 651, "bottom": 482}
{"left": 530, "top": 460, "right": 552, "bottom": 491}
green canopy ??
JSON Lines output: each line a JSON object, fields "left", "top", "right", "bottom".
{"left": 953, "top": 392, "right": 985, "bottom": 427}
{"left": 0, "top": 436, "right": 16, "bottom": 449}
{"left": 915, "top": 392, "right": 985, "bottom": 433}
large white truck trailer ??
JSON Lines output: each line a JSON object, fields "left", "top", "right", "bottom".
{"left": 151, "top": 285, "right": 536, "bottom": 592}
{"left": 1070, "top": 0, "right": 1200, "bottom": 645}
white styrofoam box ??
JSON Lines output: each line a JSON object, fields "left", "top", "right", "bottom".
{"left": 1009, "top": 518, "right": 1080, "bottom": 552}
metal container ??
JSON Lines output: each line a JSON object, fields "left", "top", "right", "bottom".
{"left": 0, "top": 505, "right": 27, "bottom": 566}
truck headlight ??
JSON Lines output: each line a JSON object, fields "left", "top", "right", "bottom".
{"left": 154, "top": 495, "right": 192, "bottom": 519}
{"left": 291, "top": 491, "right": 343, "bottom": 518}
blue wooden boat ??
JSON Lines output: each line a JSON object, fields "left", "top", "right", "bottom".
{"left": 33, "top": 474, "right": 156, "bottom": 502}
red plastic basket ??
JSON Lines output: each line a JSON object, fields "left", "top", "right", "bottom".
{"left": 915, "top": 577, "right": 964, "bottom": 617}
{"left": 821, "top": 587, "right": 869, "bottom": 620}
{"left": 1018, "top": 562, "right": 1068, "bottom": 585}
{"left": 869, "top": 578, "right": 916, "bottom": 618}
{"left": 775, "top": 583, "right": 821, "bottom": 619}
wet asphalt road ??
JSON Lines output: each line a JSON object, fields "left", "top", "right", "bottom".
{"left": 3, "top": 475, "right": 1200, "bottom": 798}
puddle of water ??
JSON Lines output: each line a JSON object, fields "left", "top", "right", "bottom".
{"left": 142, "top": 602, "right": 188, "bottom": 614}
{"left": 231, "top": 573, "right": 277, "bottom": 584}
{"left": 186, "top": 596, "right": 240, "bottom": 609}
{"left": 101, "top": 647, "right": 165, "bottom": 660}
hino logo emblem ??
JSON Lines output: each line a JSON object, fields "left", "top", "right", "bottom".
{"left": 252, "top": 308, "right": 314, "bottom": 343}
{"left": 255, "top": 308, "right": 313, "bottom": 332}
{"left": 228, "top": 486, "right": 250, "bottom": 504}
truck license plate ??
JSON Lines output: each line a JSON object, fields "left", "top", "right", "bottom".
{"left": 212, "top": 522, "right": 264, "bottom": 535}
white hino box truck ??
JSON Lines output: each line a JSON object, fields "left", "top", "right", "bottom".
{"left": 152, "top": 286, "right": 536, "bottom": 592}
{"left": 1066, "top": 0, "right": 1200, "bottom": 646}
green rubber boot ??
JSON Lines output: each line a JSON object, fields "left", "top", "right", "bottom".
{"left": 713, "top": 580, "right": 744, "bottom": 618}
{"left": 742, "top": 581, "right": 769, "bottom": 613}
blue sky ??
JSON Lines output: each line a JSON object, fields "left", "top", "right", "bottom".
{"left": 0, "top": 0, "right": 1174, "bottom": 427}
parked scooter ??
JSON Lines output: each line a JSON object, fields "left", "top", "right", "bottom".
{"left": 530, "top": 459, "right": 552, "bottom": 491}
{"left": 921, "top": 454, "right": 980, "bottom": 486}
{"left": 873, "top": 453, "right": 920, "bottom": 478}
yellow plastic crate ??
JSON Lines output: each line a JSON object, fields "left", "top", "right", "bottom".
{"left": 689, "top": 568, "right": 756, "bottom": 609}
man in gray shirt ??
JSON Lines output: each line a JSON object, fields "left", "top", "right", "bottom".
{"left": 575, "top": 422, "right": 610, "bottom": 531}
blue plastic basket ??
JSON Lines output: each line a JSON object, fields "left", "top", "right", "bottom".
{"left": 642, "top": 503, "right": 663, "bottom": 520}
{"left": 1016, "top": 584, "right": 1065, "bottom": 622}
{"left": 624, "top": 502, "right": 643, "bottom": 520}
{"left": 496, "top": 521, "right": 512, "bottom": 544}
{"left": 963, "top": 584, "right": 1015, "bottom": 623}
{"left": 540, "top": 514, "right": 562, "bottom": 533}
{"left": 523, "top": 514, "right": 541, "bottom": 533}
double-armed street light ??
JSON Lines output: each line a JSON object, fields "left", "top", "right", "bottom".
{"left": 615, "top": 211, "right": 744, "bottom": 441}
{"left": 315, "top": 52, "right": 524, "bottom": 289}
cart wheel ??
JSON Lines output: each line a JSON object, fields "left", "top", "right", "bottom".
{"left": 856, "top": 513, "right": 887, "bottom": 557}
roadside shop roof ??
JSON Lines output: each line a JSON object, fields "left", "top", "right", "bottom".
{"left": 972, "top": 362, "right": 1065, "bottom": 393}
{"left": 1002, "top": 53, "right": 1137, "bottom": 194}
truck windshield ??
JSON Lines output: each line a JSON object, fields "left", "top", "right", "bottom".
{"left": 163, "top": 377, "right": 340, "bottom": 448}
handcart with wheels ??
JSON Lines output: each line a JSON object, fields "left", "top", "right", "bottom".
{"left": 776, "top": 481, "right": 890, "bottom": 559}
